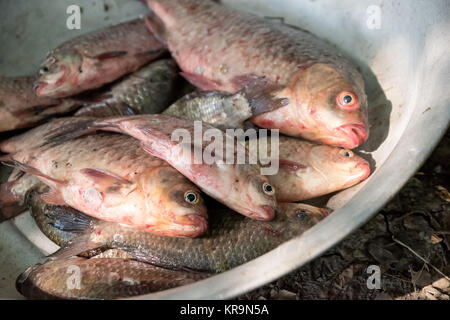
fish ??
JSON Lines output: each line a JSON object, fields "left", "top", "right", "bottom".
{"left": 43, "top": 115, "right": 277, "bottom": 221}
{"left": 34, "top": 18, "right": 167, "bottom": 98}
{"left": 144, "top": 0, "right": 369, "bottom": 149}
{"left": 0, "top": 76, "right": 81, "bottom": 132}
{"left": 250, "top": 136, "right": 371, "bottom": 202}
{"left": 75, "top": 59, "right": 179, "bottom": 117}
{"left": 163, "top": 77, "right": 289, "bottom": 129}
{"left": 27, "top": 193, "right": 329, "bottom": 273}
{"left": 16, "top": 256, "right": 210, "bottom": 300}
{"left": 1, "top": 127, "right": 208, "bottom": 238}
{"left": 0, "top": 169, "right": 41, "bottom": 222}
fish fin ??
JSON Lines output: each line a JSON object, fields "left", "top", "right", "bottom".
{"left": 144, "top": 12, "right": 168, "bottom": 47}
{"left": 0, "top": 180, "right": 26, "bottom": 222}
{"left": 48, "top": 232, "right": 105, "bottom": 260}
{"left": 9, "top": 104, "right": 59, "bottom": 117}
{"left": 140, "top": 141, "right": 172, "bottom": 160}
{"left": 45, "top": 207, "right": 94, "bottom": 233}
{"left": 240, "top": 77, "right": 290, "bottom": 115}
{"left": 92, "top": 51, "right": 128, "bottom": 60}
{"left": 133, "top": 125, "right": 175, "bottom": 159}
{"left": 278, "top": 159, "right": 307, "bottom": 172}
{"left": 0, "top": 156, "right": 66, "bottom": 187}
{"left": 230, "top": 74, "right": 262, "bottom": 89}
{"left": 42, "top": 118, "right": 101, "bottom": 148}
{"left": 80, "top": 168, "right": 131, "bottom": 191}
{"left": 40, "top": 188, "right": 66, "bottom": 206}
{"left": 180, "top": 72, "right": 222, "bottom": 91}
{"left": 134, "top": 48, "right": 167, "bottom": 59}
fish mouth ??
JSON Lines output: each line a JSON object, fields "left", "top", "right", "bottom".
{"left": 251, "top": 205, "right": 276, "bottom": 221}
{"left": 354, "top": 162, "right": 371, "bottom": 181}
{"left": 336, "top": 124, "right": 368, "bottom": 149}
{"left": 33, "top": 81, "right": 48, "bottom": 97}
{"left": 177, "top": 214, "right": 208, "bottom": 238}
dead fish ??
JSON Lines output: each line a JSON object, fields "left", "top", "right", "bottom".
{"left": 43, "top": 115, "right": 277, "bottom": 221}
{"left": 145, "top": 0, "right": 369, "bottom": 149}
{"left": 0, "top": 76, "right": 81, "bottom": 132}
{"left": 163, "top": 77, "right": 288, "bottom": 129}
{"left": 41, "top": 199, "right": 329, "bottom": 273}
{"left": 75, "top": 59, "right": 179, "bottom": 117}
{"left": 16, "top": 256, "right": 209, "bottom": 300}
{"left": 1, "top": 127, "right": 208, "bottom": 238}
{"left": 35, "top": 18, "right": 167, "bottom": 98}
{"left": 251, "top": 136, "right": 371, "bottom": 202}
{"left": 0, "top": 169, "right": 41, "bottom": 222}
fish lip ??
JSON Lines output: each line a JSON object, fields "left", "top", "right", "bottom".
{"left": 336, "top": 124, "right": 368, "bottom": 149}
{"left": 33, "top": 81, "right": 47, "bottom": 96}
{"left": 355, "top": 162, "right": 371, "bottom": 181}
{"left": 252, "top": 205, "right": 276, "bottom": 221}
{"left": 183, "top": 214, "right": 209, "bottom": 237}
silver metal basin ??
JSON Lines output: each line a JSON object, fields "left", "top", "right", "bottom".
{"left": 0, "top": 0, "right": 449, "bottom": 299}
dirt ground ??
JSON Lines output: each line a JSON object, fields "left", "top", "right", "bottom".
{"left": 240, "top": 131, "right": 450, "bottom": 300}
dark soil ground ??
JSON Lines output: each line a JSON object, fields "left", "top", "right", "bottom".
{"left": 240, "top": 131, "right": 450, "bottom": 300}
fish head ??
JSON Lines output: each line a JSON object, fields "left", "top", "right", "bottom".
{"left": 236, "top": 167, "right": 277, "bottom": 221}
{"left": 287, "top": 63, "right": 369, "bottom": 149}
{"left": 279, "top": 202, "right": 330, "bottom": 230}
{"left": 34, "top": 49, "right": 82, "bottom": 98}
{"left": 307, "top": 144, "right": 371, "bottom": 189}
{"left": 140, "top": 167, "right": 208, "bottom": 237}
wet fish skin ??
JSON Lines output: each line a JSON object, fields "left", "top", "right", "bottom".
{"left": 0, "top": 76, "right": 81, "bottom": 132}
{"left": 35, "top": 18, "right": 167, "bottom": 98}
{"left": 145, "top": 0, "right": 369, "bottom": 149}
{"left": 163, "top": 77, "right": 288, "bottom": 129}
{"left": 250, "top": 136, "right": 371, "bottom": 202}
{"left": 75, "top": 59, "right": 179, "bottom": 117}
{"left": 16, "top": 257, "right": 209, "bottom": 300}
{"left": 45, "top": 199, "right": 329, "bottom": 273}
{"left": 0, "top": 169, "right": 42, "bottom": 222}
{"left": 2, "top": 126, "right": 208, "bottom": 238}
{"left": 43, "top": 115, "right": 277, "bottom": 221}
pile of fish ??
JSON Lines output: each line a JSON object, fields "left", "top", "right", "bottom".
{"left": 0, "top": 0, "right": 372, "bottom": 300}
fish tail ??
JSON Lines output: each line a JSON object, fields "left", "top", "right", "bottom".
{"left": 44, "top": 206, "right": 95, "bottom": 233}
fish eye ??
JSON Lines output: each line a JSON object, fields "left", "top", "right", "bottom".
{"left": 39, "top": 66, "right": 50, "bottom": 75}
{"left": 337, "top": 91, "right": 359, "bottom": 110}
{"left": 262, "top": 182, "right": 275, "bottom": 195}
{"left": 184, "top": 191, "right": 199, "bottom": 204}
{"left": 295, "top": 209, "right": 308, "bottom": 219}
{"left": 339, "top": 149, "right": 354, "bottom": 158}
